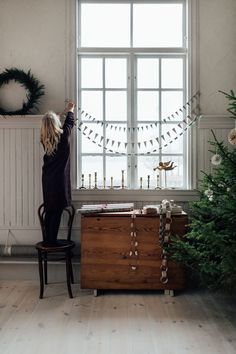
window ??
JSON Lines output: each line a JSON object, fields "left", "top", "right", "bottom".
{"left": 77, "top": 0, "right": 189, "bottom": 190}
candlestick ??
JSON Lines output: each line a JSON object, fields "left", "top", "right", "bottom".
{"left": 155, "top": 174, "right": 161, "bottom": 190}
{"left": 121, "top": 170, "right": 125, "bottom": 189}
{"left": 88, "top": 174, "right": 91, "bottom": 189}
{"left": 110, "top": 177, "right": 113, "bottom": 189}
{"left": 94, "top": 172, "right": 98, "bottom": 189}
{"left": 79, "top": 174, "right": 86, "bottom": 189}
{"left": 140, "top": 177, "right": 143, "bottom": 189}
{"left": 164, "top": 170, "right": 167, "bottom": 189}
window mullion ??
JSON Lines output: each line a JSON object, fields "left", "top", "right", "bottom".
{"left": 102, "top": 57, "right": 106, "bottom": 182}
{"left": 130, "top": 53, "right": 137, "bottom": 189}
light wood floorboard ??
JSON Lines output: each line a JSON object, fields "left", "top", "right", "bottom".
{"left": 0, "top": 281, "right": 236, "bottom": 354}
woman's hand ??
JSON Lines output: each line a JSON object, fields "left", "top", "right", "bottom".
{"left": 66, "top": 100, "right": 76, "bottom": 113}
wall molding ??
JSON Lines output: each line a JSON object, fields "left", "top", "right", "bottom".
{"left": 0, "top": 115, "right": 42, "bottom": 128}
{"left": 198, "top": 115, "right": 235, "bottom": 129}
{"left": 72, "top": 189, "right": 199, "bottom": 202}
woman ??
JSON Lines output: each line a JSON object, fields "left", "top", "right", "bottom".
{"left": 40, "top": 100, "right": 75, "bottom": 245}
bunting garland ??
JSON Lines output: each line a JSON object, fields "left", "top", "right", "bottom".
{"left": 77, "top": 112, "right": 198, "bottom": 156}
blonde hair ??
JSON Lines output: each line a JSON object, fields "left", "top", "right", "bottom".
{"left": 40, "top": 111, "right": 63, "bottom": 155}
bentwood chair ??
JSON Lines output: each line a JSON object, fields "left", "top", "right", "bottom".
{"left": 35, "top": 204, "right": 75, "bottom": 299}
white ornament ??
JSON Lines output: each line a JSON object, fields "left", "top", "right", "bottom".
{"left": 227, "top": 187, "right": 231, "bottom": 192}
{"left": 228, "top": 128, "right": 236, "bottom": 145}
{"left": 204, "top": 189, "right": 213, "bottom": 201}
{"left": 211, "top": 154, "right": 222, "bottom": 165}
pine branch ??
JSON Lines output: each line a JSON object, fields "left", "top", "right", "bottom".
{"left": 211, "top": 129, "right": 235, "bottom": 164}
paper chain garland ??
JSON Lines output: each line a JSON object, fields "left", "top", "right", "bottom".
{"left": 129, "top": 212, "right": 139, "bottom": 271}
{"left": 159, "top": 201, "right": 172, "bottom": 284}
{"left": 78, "top": 91, "right": 200, "bottom": 131}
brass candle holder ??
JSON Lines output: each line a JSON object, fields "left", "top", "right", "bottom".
{"left": 140, "top": 177, "right": 143, "bottom": 189}
{"left": 88, "top": 174, "right": 91, "bottom": 189}
{"left": 155, "top": 174, "right": 161, "bottom": 190}
{"left": 121, "top": 170, "right": 125, "bottom": 189}
{"left": 110, "top": 177, "right": 114, "bottom": 189}
{"left": 94, "top": 172, "right": 98, "bottom": 189}
{"left": 79, "top": 174, "right": 86, "bottom": 189}
{"left": 147, "top": 175, "right": 150, "bottom": 189}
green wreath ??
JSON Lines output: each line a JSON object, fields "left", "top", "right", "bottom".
{"left": 0, "top": 68, "right": 45, "bottom": 115}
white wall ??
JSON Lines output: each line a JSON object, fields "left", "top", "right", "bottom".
{"left": 0, "top": 0, "right": 236, "bottom": 248}
{"left": 198, "top": 0, "right": 236, "bottom": 115}
{"left": 0, "top": 0, "right": 74, "bottom": 113}
{"left": 1, "top": 0, "right": 236, "bottom": 114}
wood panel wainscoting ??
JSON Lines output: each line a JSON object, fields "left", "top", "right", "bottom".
{"left": 81, "top": 211, "right": 188, "bottom": 295}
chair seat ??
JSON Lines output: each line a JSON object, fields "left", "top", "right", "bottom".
{"left": 35, "top": 240, "right": 75, "bottom": 252}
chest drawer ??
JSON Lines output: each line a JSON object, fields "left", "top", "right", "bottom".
{"left": 81, "top": 213, "right": 187, "bottom": 290}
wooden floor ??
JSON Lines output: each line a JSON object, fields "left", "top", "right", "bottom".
{"left": 0, "top": 281, "right": 236, "bottom": 354}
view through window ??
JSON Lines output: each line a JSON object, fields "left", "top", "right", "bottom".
{"left": 77, "top": 1, "right": 189, "bottom": 189}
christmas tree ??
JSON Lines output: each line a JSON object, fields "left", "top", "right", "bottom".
{"left": 170, "top": 91, "right": 236, "bottom": 292}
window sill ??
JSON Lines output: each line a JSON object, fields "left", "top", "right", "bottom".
{"left": 72, "top": 188, "right": 199, "bottom": 202}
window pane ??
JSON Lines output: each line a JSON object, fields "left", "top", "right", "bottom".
{"left": 162, "top": 59, "right": 183, "bottom": 88}
{"left": 81, "top": 91, "right": 103, "bottom": 120}
{"left": 137, "top": 92, "right": 159, "bottom": 121}
{"left": 81, "top": 156, "right": 103, "bottom": 187}
{"left": 161, "top": 124, "right": 183, "bottom": 154}
{"left": 106, "top": 91, "right": 127, "bottom": 121}
{"left": 81, "top": 4, "right": 130, "bottom": 47}
{"left": 106, "top": 124, "right": 127, "bottom": 154}
{"left": 105, "top": 58, "right": 127, "bottom": 88}
{"left": 81, "top": 58, "right": 103, "bottom": 88}
{"left": 161, "top": 91, "right": 183, "bottom": 121}
{"left": 137, "top": 58, "right": 159, "bottom": 89}
{"left": 138, "top": 123, "right": 160, "bottom": 154}
{"left": 106, "top": 156, "right": 127, "bottom": 187}
{"left": 138, "top": 156, "right": 160, "bottom": 189}
{"left": 159, "top": 156, "right": 183, "bottom": 188}
{"left": 81, "top": 123, "right": 103, "bottom": 153}
{"left": 133, "top": 4, "right": 183, "bottom": 47}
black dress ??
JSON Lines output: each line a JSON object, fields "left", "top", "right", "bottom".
{"left": 42, "top": 111, "right": 74, "bottom": 244}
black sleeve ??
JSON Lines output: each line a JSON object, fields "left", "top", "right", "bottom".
{"left": 61, "top": 111, "right": 74, "bottom": 140}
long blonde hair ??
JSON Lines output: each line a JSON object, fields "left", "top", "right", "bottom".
{"left": 40, "top": 111, "right": 63, "bottom": 155}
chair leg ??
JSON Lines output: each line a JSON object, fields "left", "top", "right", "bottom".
{"left": 44, "top": 253, "right": 48, "bottom": 284}
{"left": 66, "top": 251, "right": 73, "bottom": 298}
{"left": 69, "top": 252, "right": 74, "bottom": 284}
{"left": 37, "top": 250, "right": 44, "bottom": 299}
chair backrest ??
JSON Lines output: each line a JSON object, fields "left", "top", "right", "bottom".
{"left": 37, "top": 204, "right": 75, "bottom": 242}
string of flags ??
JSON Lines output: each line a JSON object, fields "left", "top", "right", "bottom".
{"left": 77, "top": 111, "right": 199, "bottom": 156}
{"left": 77, "top": 91, "right": 200, "bottom": 131}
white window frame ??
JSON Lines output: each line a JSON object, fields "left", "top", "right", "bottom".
{"left": 68, "top": 0, "right": 199, "bottom": 200}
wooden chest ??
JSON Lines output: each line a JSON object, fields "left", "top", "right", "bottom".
{"left": 81, "top": 211, "right": 187, "bottom": 291}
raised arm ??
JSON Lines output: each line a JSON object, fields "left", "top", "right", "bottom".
{"left": 62, "top": 101, "right": 76, "bottom": 139}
